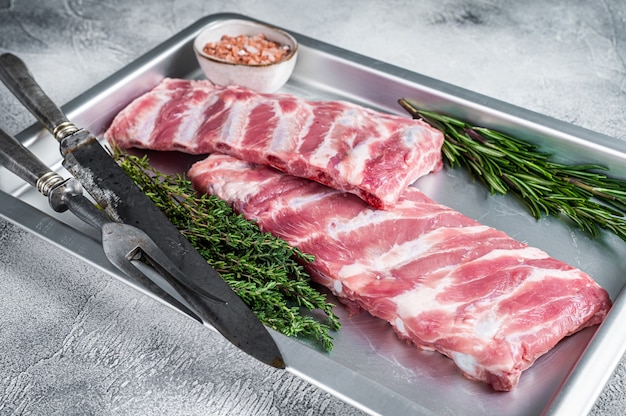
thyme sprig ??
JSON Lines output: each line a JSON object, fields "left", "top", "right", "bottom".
{"left": 399, "top": 98, "right": 626, "bottom": 242}
{"left": 114, "top": 150, "right": 340, "bottom": 351}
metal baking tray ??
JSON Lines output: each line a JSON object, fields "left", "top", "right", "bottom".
{"left": 1, "top": 13, "right": 625, "bottom": 416}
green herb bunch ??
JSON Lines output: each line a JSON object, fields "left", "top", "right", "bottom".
{"left": 114, "top": 150, "right": 340, "bottom": 351}
{"left": 399, "top": 98, "right": 626, "bottom": 242}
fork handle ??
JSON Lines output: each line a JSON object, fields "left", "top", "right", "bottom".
{"left": 0, "top": 126, "right": 53, "bottom": 189}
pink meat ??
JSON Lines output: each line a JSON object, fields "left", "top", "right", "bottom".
{"left": 104, "top": 78, "right": 444, "bottom": 209}
{"left": 188, "top": 154, "right": 612, "bottom": 392}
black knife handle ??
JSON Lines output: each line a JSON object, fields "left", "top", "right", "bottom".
{"left": 0, "top": 126, "right": 56, "bottom": 189}
{"left": 0, "top": 53, "right": 77, "bottom": 140}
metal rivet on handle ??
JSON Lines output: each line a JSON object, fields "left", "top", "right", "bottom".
{"left": 52, "top": 121, "right": 79, "bottom": 140}
{"left": 36, "top": 171, "right": 64, "bottom": 196}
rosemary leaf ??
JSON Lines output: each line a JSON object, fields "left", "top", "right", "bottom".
{"left": 399, "top": 98, "right": 626, "bottom": 242}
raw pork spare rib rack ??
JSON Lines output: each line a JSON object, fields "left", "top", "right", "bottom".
{"left": 105, "top": 78, "right": 445, "bottom": 210}
{"left": 187, "top": 154, "right": 612, "bottom": 392}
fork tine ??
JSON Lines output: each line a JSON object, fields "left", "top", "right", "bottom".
{"left": 128, "top": 230, "right": 227, "bottom": 304}
{"left": 100, "top": 222, "right": 204, "bottom": 322}
{"left": 101, "top": 222, "right": 230, "bottom": 327}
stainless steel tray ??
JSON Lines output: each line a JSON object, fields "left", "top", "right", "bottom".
{"left": 1, "top": 13, "right": 625, "bottom": 416}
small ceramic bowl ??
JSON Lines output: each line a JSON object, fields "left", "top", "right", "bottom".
{"left": 193, "top": 19, "right": 298, "bottom": 93}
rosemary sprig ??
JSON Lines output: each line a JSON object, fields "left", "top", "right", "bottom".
{"left": 398, "top": 98, "right": 626, "bottom": 242}
{"left": 114, "top": 149, "right": 340, "bottom": 351}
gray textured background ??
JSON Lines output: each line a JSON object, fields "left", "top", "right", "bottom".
{"left": 1, "top": 0, "right": 625, "bottom": 414}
